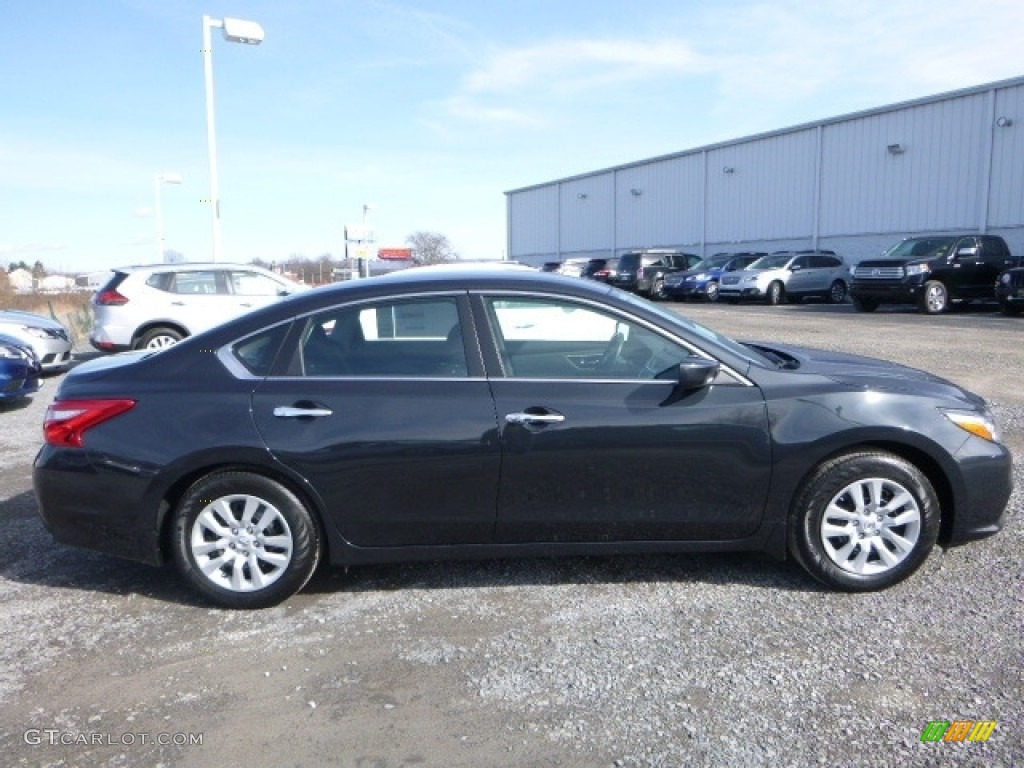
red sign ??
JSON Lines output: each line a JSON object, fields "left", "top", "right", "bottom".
{"left": 378, "top": 248, "right": 413, "bottom": 261}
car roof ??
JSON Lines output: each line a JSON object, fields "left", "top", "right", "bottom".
{"left": 112, "top": 262, "right": 275, "bottom": 273}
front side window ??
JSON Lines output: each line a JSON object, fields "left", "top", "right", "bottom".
{"left": 299, "top": 297, "right": 466, "bottom": 377}
{"left": 231, "top": 271, "right": 286, "bottom": 296}
{"left": 485, "top": 297, "right": 694, "bottom": 380}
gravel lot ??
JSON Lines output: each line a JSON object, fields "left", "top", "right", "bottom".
{"left": 0, "top": 302, "right": 1020, "bottom": 767}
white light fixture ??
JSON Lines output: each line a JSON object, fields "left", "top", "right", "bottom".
{"left": 722, "top": 166, "right": 735, "bottom": 174}
{"left": 202, "top": 15, "right": 265, "bottom": 262}
{"left": 887, "top": 143, "right": 905, "bottom": 155}
{"left": 577, "top": 193, "right": 588, "bottom": 199}
{"left": 995, "top": 116, "right": 1013, "bottom": 128}
{"left": 154, "top": 172, "right": 183, "bottom": 262}
{"left": 630, "top": 188, "right": 643, "bottom": 196}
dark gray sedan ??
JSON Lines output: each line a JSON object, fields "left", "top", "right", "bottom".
{"left": 34, "top": 269, "right": 1012, "bottom": 608}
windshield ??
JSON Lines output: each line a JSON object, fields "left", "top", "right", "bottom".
{"left": 613, "top": 288, "right": 774, "bottom": 367}
{"left": 693, "top": 255, "right": 731, "bottom": 270}
{"left": 881, "top": 237, "right": 956, "bottom": 260}
{"left": 748, "top": 253, "right": 793, "bottom": 270}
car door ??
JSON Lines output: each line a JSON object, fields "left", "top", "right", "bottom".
{"left": 228, "top": 269, "right": 294, "bottom": 315}
{"left": 160, "top": 269, "right": 238, "bottom": 334}
{"left": 250, "top": 294, "right": 502, "bottom": 547}
{"left": 786, "top": 255, "right": 816, "bottom": 295}
{"left": 476, "top": 294, "right": 772, "bottom": 543}
{"left": 947, "top": 237, "right": 981, "bottom": 297}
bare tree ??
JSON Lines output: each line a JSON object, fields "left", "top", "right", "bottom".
{"left": 407, "top": 231, "right": 457, "bottom": 265}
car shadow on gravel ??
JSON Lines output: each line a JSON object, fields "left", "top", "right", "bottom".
{"left": 0, "top": 490, "right": 210, "bottom": 608}
{"left": 303, "top": 551, "right": 824, "bottom": 599}
{"left": 2, "top": 492, "right": 824, "bottom": 607}
{"left": 0, "top": 397, "right": 35, "bottom": 413}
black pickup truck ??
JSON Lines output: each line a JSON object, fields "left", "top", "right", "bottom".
{"left": 850, "top": 234, "right": 1023, "bottom": 314}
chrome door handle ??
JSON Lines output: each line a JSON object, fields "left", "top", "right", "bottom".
{"left": 505, "top": 411, "right": 565, "bottom": 425}
{"left": 273, "top": 406, "right": 333, "bottom": 418}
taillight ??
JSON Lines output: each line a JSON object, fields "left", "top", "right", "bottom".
{"left": 44, "top": 399, "right": 136, "bottom": 448}
{"left": 94, "top": 289, "right": 129, "bottom": 306}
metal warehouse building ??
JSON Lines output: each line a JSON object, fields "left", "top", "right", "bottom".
{"left": 505, "top": 76, "right": 1024, "bottom": 266}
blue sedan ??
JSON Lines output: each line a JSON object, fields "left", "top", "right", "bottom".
{"left": 0, "top": 333, "right": 42, "bottom": 400}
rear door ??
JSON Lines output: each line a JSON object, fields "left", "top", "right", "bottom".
{"left": 476, "top": 294, "right": 772, "bottom": 543}
{"left": 250, "top": 293, "right": 502, "bottom": 547}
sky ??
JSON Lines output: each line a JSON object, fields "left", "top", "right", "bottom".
{"left": 2, "top": 0, "right": 1022, "bottom": 275}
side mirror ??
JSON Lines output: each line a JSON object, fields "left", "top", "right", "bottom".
{"left": 677, "top": 358, "right": 720, "bottom": 390}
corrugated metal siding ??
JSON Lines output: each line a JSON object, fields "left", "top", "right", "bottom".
{"left": 819, "top": 94, "right": 987, "bottom": 234}
{"left": 706, "top": 130, "right": 818, "bottom": 241}
{"left": 507, "top": 77, "right": 1024, "bottom": 262}
{"left": 614, "top": 156, "right": 703, "bottom": 248}
{"left": 508, "top": 186, "right": 559, "bottom": 258}
{"left": 989, "top": 83, "right": 1024, "bottom": 227}
{"left": 560, "top": 174, "right": 614, "bottom": 254}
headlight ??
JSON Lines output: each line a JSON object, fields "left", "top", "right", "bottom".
{"left": 942, "top": 409, "right": 1001, "bottom": 443}
{"left": 0, "top": 344, "right": 22, "bottom": 359}
{"left": 905, "top": 264, "right": 931, "bottom": 276}
{"left": 999, "top": 273, "right": 1012, "bottom": 285}
{"left": 692, "top": 273, "right": 709, "bottom": 281}
{"left": 20, "top": 325, "right": 50, "bottom": 338}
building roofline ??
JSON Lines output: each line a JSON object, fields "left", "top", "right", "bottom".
{"left": 504, "top": 74, "right": 1024, "bottom": 195}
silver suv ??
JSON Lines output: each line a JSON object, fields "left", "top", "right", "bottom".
{"left": 90, "top": 263, "right": 305, "bottom": 352}
{"left": 718, "top": 251, "right": 848, "bottom": 305}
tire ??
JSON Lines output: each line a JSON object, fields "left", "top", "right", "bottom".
{"left": 851, "top": 296, "right": 878, "bottom": 313}
{"left": 789, "top": 451, "right": 940, "bottom": 591}
{"left": 767, "top": 281, "right": 785, "bottom": 306}
{"left": 172, "top": 471, "right": 321, "bottom": 609}
{"left": 137, "top": 326, "right": 184, "bottom": 350}
{"left": 651, "top": 278, "right": 667, "bottom": 301}
{"left": 919, "top": 281, "right": 949, "bottom": 314}
{"left": 999, "top": 301, "right": 1020, "bottom": 317}
{"left": 828, "top": 280, "right": 847, "bottom": 304}
{"left": 705, "top": 282, "right": 720, "bottom": 303}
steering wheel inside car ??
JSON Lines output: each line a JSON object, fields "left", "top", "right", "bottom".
{"left": 598, "top": 332, "right": 625, "bottom": 372}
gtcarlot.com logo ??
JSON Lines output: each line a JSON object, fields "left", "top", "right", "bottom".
{"left": 921, "top": 720, "right": 997, "bottom": 742}
{"left": 24, "top": 729, "right": 203, "bottom": 747}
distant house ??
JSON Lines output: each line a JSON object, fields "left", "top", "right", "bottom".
{"left": 39, "top": 274, "right": 76, "bottom": 293}
{"left": 7, "top": 268, "right": 34, "bottom": 293}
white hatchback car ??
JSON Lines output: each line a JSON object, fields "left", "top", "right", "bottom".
{"left": 90, "top": 263, "right": 306, "bottom": 352}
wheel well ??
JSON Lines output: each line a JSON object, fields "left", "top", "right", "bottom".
{"left": 156, "top": 463, "right": 331, "bottom": 564}
{"left": 793, "top": 442, "right": 955, "bottom": 543}
{"left": 132, "top": 322, "right": 189, "bottom": 347}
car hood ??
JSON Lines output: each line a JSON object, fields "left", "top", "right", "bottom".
{"left": 749, "top": 341, "right": 984, "bottom": 405}
{"left": 0, "top": 309, "right": 66, "bottom": 331}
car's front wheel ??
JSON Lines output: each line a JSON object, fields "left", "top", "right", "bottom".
{"left": 705, "top": 282, "right": 720, "bottom": 302}
{"left": 172, "top": 471, "right": 321, "bottom": 608}
{"left": 789, "top": 451, "right": 939, "bottom": 591}
{"left": 919, "top": 281, "right": 950, "bottom": 314}
{"left": 767, "top": 281, "right": 786, "bottom": 305}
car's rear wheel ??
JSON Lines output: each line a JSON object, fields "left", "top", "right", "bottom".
{"left": 172, "top": 471, "right": 321, "bottom": 609}
{"left": 789, "top": 451, "right": 939, "bottom": 591}
{"left": 828, "top": 280, "right": 847, "bottom": 304}
{"left": 919, "top": 281, "right": 950, "bottom": 314}
{"left": 651, "top": 277, "right": 667, "bottom": 301}
{"left": 999, "top": 301, "right": 1020, "bottom": 316}
{"left": 705, "top": 282, "right": 720, "bottom": 302}
{"left": 767, "top": 281, "right": 785, "bottom": 305}
{"left": 137, "top": 327, "right": 184, "bottom": 350}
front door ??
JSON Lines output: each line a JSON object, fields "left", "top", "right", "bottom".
{"left": 480, "top": 296, "right": 772, "bottom": 543}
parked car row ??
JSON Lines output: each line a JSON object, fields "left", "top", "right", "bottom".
{"left": 543, "top": 235, "right": 1022, "bottom": 316}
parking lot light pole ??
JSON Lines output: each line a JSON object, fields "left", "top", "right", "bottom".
{"left": 154, "top": 172, "right": 183, "bottom": 262}
{"left": 202, "top": 15, "right": 264, "bottom": 263}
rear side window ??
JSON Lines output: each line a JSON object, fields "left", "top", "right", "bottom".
{"left": 230, "top": 271, "right": 286, "bottom": 296}
{"left": 232, "top": 323, "right": 290, "bottom": 376}
{"left": 146, "top": 271, "right": 224, "bottom": 295}
{"left": 298, "top": 298, "right": 467, "bottom": 378}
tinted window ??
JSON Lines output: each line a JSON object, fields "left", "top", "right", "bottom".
{"left": 485, "top": 297, "right": 693, "bottom": 380}
{"left": 232, "top": 323, "right": 290, "bottom": 376}
{"left": 299, "top": 298, "right": 466, "bottom": 378}
{"left": 166, "top": 271, "right": 222, "bottom": 295}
